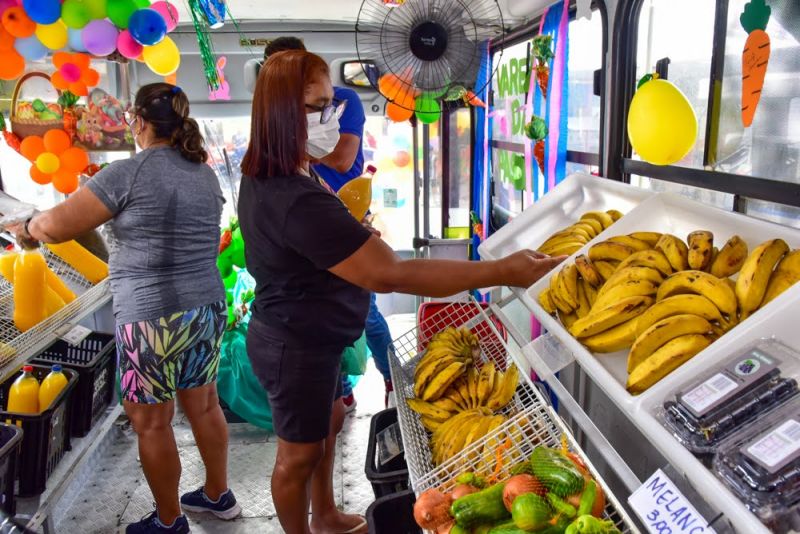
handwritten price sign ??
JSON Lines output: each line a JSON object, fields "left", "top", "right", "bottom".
{"left": 628, "top": 469, "right": 717, "bottom": 534}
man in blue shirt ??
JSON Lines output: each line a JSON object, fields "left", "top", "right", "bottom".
{"left": 264, "top": 37, "right": 396, "bottom": 410}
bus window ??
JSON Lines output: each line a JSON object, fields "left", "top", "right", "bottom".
{"left": 199, "top": 117, "right": 249, "bottom": 226}
{"left": 445, "top": 108, "right": 472, "bottom": 236}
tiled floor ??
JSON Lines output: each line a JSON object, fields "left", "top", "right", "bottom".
{"left": 53, "top": 314, "right": 417, "bottom": 533}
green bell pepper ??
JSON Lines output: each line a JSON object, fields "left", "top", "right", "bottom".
{"left": 530, "top": 447, "right": 586, "bottom": 497}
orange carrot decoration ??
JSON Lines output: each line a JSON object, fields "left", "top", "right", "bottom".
{"left": 740, "top": 0, "right": 771, "bottom": 127}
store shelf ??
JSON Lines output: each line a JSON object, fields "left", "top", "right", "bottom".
{"left": 0, "top": 248, "right": 111, "bottom": 382}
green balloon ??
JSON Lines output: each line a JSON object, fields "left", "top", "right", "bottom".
{"left": 107, "top": 0, "right": 137, "bottom": 28}
{"left": 62, "top": 0, "right": 91, "bottom": 29}
{"left": 133, "top": 0, "right": 150, "bottom": 7}
{"left": 415, "top": 96, "right": 441, "bottom": 124}
{"left": 84, "top": 0, "right": 108, "bottom": 19}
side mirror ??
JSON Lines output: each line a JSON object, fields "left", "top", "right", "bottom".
{"left": 243, "top": 58, "right": 263, "bottom": 95}
{"left": 341, "top": 60, "right": 380, "bottom": 89}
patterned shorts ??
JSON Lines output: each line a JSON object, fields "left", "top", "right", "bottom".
{"left": 116, "top": 301, "right": 227, "bottom": 404}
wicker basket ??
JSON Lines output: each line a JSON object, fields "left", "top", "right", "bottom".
{"left": 10, "top": 72, "right": 64, "bottom": 139}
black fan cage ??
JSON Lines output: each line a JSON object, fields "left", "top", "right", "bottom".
{"left": 356, "top": 0, "right": 506, "bottom": 110}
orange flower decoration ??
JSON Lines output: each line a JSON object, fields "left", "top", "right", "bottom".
{"left": 51, "top": 52, "right": 100, "bottom": 97}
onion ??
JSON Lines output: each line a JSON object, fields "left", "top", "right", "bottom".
{"left": 413, "top": 489, "right": 453, "bottom": 530}
{"left": 502, "top": 474, "right": 546, "bottom": 511}
{"left": 434, "top": 520, "right": 456, "bottom": 534}
{"left": 450, "top": 483, "right": 479, "bottom": 500}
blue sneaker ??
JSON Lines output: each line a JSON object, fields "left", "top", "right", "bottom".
{"left": 180, "top": 487, "right": 242, "bottom": 520}
{"left": 125, "top": 511, "right": 190, "bottom": 533}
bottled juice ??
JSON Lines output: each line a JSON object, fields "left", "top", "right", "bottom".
{"left": 337, "top": 164, "right": 376, "bottom": 221}
{"left": 45, "top": 241, "right": 108, "bottom": 284}
{"left": 13, "top": 250, "right": 47, "bottom": 332}
{"left": 7, "top": 365, "right": 39, "bottom": 414}
{"left": 39, "top": 365, "right": 68, "bottom": 411}
{"left": 0, "top": 252, "right": 73, "bottom": 309}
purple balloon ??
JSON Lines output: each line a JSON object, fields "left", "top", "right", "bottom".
{"left": 82, "top": 19, "right": 119, "bottom": 57}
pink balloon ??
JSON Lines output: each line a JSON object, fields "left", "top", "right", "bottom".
{"left": 0, "top": 0, "right": 18, "bottom": 17}
{"left": 150, "top": 1, "right": 178, "bottom": 32}
{"left": 117, "top": 29, "right": 143, "bottom": 59}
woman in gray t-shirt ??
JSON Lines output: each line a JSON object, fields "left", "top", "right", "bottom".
{"left": 9, "top": 83, "right": 239, "bottom": 534}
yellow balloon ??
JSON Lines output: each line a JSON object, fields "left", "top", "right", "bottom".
{"left": 142, "top": 37, "right": 180, "bottom": 76}
{"left": 35, "top": 20, "right": 68, "bottom": 51}
{"left": 36, "top": 152, "right": 60, "bottom": 174}
{"left": 627, "top": 79, "right": 698, "bottom": 166}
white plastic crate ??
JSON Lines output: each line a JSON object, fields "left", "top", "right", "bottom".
{"left": 388, "top": 297, "right": 639, "bottom": 532}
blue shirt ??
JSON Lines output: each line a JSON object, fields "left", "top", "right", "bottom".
{"left": 313, "top": 86, "right": 365, "bottom": 192}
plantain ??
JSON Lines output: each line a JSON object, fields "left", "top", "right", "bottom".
{"left": 556, "top": 264, "right": 580, "bottom": 310}
{"left": 486, "top": 364, "right": 519, "bottom": 410}
{"left": 616, "top": 249, "right": 673, "bottom": 277}
{"left": 550, "top": 271, "right": 574, "bottom": 314}
{"left": 627, "top": 314, "right": 714, "bottom": 373}
{"left": 476, "top": 363, "right": 497, "bottom": 406}
{"left": 421, "top": 361, "right": 467, "bottom": 401}
{"left": 591, "top": 279, "right": 658, "bottom": 312}
{"left": 581, "top": 318, "right": 639, "bottom": 353}
{"left": 735, "top": 239, "right": 789, "bottom": 314}
{"left": 420, "top": 416, "right": 442, "bottom": 433}
{"left": 762, "top": 250, "right": 800, "bottom": 306}
{"left": 466, "top": 366, "right": 480, "bottom": 408}
{"left": 572, "top": 221, "right": 601, "bottom": 238}
{"left": 627, "top": 334, "right": 712, "bottom": 394}
{"left": 444, "top": 383, "right": 469, "bottom": 410}
{"left": 414, "top": 355, "right": 464, "bottom": 397}
{"left": 588, "top": 241, "right": 637, "bottom": 263}
{"left": 431, "top": 396, "right": 462, "bottom": 414}
{"left": 687, "top": 230, "right": 714, "bottom": 271}
{"left": 559, "top": 310, "right": 578, "bottom": 330}
{"left": 628, "top": 232, "right": 662, "bottom": 247}
{"left": 577, "top": 216, "right": 605, "bottom": 236}
{"left": 538, "top": 288, "right": 557, "bottom": 315}
{"left": 710, "top": 235, "right": 748, "bottom": 278}
{"left": 606, "top": 209, "right": 624, "bottom": 221}
{"left": 657, "top": 270, "right": 738, "bottom": 317}
{"left": 593, "top": 260, "right": 619, "bottom": 282}
{"left": 574, "top": 254, "right": 602, "bottom": 287}
{"left": 580, "top": 210, "right": 615, "bottom": 229}
{"left": 540, "top": 241, "right": 585, "bottom": 257}
{"left": 568, "top": 295, "right": 654, "bottom": 339}
{"left": 634, "top": 294, "right": 723, "bottom": 338}
{"left": 655, "top": 234, "right": 690, "bottom": 272}
{"left": 575, "top": 279, "right": 592, "bottom": 319}
{"left": 407, "top": 398, "right": 453, "bottom": 422}
{"left": 608, "top": 234, "right": 652, "bottom": 252}
{"left": 596, "top": 266, "right": 664, "bottom": 300}
{"left": 582, "top": 278, "right": 598, "bottom": 307}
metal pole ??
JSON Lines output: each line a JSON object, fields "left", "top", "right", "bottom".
{"left": 422, "top": 123, "right": 431, "bottom": 239}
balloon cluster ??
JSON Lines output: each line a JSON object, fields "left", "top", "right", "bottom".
{"left": 378, "top": 71, "right": 442, "bottom": 125}
{"left": 0, "top": 0, "right": 181, "bottom": 80}
{"left": 19, "top": 128, "right": 88, "bottom": 193}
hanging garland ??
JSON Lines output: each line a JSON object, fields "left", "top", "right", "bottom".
{"left": 186, "top": 0, "right": 222, "bottom": 91}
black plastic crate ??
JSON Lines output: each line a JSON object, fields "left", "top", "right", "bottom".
{"left": 365, "top": 408, "right": 410, "bottom": 499}
{"left": 367, "top": 490, "right": 421, "bottom": 534}
{"left": 0, "top": 365, "right": 77, "bottom": 497}
{"left": 0, "top": 425, "right": 22, "bottom": 516}
{"left": 33, "top": 333, "right": 115, "bottom": 438}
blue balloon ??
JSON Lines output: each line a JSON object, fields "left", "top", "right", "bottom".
{"left": 14, "top": 35, "right": 48, "bottom": 61}
{"left": 128, "top": 8, "right": 167, "bottom": 46}
{"left": 68, "top": 28, "right": 88, "bottom": 52}
{"left": 22, "top": 0, "right": 61, "bottom": 24}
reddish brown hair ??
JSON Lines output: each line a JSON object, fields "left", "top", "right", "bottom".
{"left": 241, "top": 50, "right": 329, "bottom": 178}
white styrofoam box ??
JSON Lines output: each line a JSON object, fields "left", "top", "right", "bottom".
{"left": 478, "top": 173, "right": 654, "bottom": 260}
{"left": 522, "top": 192, "right": 800, "bottom": 412}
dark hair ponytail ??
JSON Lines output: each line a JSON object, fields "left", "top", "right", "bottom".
{"left": 134, "top": 83, "right": 208, "bottom": 164}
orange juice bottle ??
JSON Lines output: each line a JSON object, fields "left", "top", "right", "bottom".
{"left": 39, "top": 365, "right": 68, "bottom": 411}
{"left": 45, "top": 241, "right": 108, "bottom": 284}
{"left": 7, "top": 365, "right": 39, "bottom": 414}
{"left": 13, "top": 249, "right": 47, "bottom": 332}
{"left": 337, "top": 164, "right": 376, "bottom": 221}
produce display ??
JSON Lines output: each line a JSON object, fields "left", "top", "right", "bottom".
{"left": 413, "top": 445, "right": 618, "bottom": 534}
{"left": 408, "top": 327, "right": 521, "bottom": 465}
{"left": 535, "top": 211, "right": 622, "bottom": 258}
{"left": 537, "top": 231, "right": 799, "bottom": 394}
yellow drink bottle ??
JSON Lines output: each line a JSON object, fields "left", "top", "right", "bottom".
{"left": 45, "top": 241, "right": 108, "bottom": 284}
{"left": 13, "top": 250, "right": 47, "bottom": 332}
{"left": 337, "top": 164, "right": 376, "bottom": 221}
{"left": 0, "top": 252, "right": 73, "bottom": 308}
{"left": 7, "top": 365, "right": 39, "bottom": 414}
{"left": 39, "top": 365, "right": 68, "bottom": 411}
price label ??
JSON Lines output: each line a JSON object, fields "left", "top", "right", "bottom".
{"left": 628, "top": 469, "right": 717, "bottom": 534}
{"left": 57, "top": 324, "right": 92, "bottom": 346}
{"left": 376, "top": 422, "right": 404, "bottom": 467}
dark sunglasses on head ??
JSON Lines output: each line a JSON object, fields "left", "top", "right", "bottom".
{"left": 305, "top": 99, "right": 347, "bottom": 125}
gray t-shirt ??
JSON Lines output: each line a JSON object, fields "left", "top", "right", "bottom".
{"left": 86, "top": 146, "right": 226, "bottom": 324}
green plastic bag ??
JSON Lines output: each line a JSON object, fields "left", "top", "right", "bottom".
{"left": 340, "top": 331, "right": 369, "bottom": 376}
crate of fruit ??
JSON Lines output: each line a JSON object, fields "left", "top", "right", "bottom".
{"left": 388, "top": 298, "right": 638, "bottom": 533}
{"left": 522, "top": 192, "right": 800, "bottom": 411}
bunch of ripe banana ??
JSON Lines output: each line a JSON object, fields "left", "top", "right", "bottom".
{"left": 537, "top": 230, "right": 800, "bottom": 394}
{"left": 428, "top": 408, "right": 508, "bottom": 465}
{"left": 535, "top": 210, "right": 623, "bottom": 257}
{"left": 413, "top": 327, "right": 481, "bottom": 402}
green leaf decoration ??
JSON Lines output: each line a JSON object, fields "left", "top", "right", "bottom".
{"left": 444, "top": 85, "right": 467, "bottom": 101}
{"left": 532, "top": 34, "right": 554, "bottom": 63}
{"left": 57, "top": 91, "right": 80, "bottom": 109}
{"left": 525, "top": 115, "right": 548, "bottom": 141}
{"left": 741, "top": 0, "right": 771, "bottom": 33}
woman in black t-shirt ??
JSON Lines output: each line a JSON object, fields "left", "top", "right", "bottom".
{"left": 239, "top": 50, "right": 564, "bottom": 534}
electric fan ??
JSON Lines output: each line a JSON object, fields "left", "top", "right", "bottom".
{"left": 355, "top": 0, "right": 505, "bottom": 111}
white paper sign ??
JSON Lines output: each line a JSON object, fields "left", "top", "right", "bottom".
{"left": 628, "top": 469, "right": 717, "bottom": 534}
{"left": 57, "top": 324, "right": 92, "bottom": 346}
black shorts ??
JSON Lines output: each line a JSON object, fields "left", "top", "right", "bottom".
{"left": 247, "top": 318, "right": 344, "bottom": 443}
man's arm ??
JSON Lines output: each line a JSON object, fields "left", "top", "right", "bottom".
{"left": 318, "top": 133, "right": 362, "bottom": 174}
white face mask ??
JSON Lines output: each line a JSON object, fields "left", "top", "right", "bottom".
{"left": 306, "top": 112, "right": 340, "bottom": 159}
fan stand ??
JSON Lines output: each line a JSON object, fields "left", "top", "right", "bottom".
{"left": 409, "top": 21, "right": 449, "bottom": 61}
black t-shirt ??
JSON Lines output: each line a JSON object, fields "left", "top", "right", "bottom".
{"left": 238, "top": 172, "right": 372, "bottom": 348}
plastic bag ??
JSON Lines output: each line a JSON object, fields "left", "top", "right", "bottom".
{"left": 340, "top": 331, "right": 369, "bottom": 376}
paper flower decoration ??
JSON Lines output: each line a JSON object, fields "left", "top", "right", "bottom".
{"left": 51, "top": 52, "right": 100, "bottom": 97}
{"left": 19, "top": 128, "right": 89, "bottom": 194}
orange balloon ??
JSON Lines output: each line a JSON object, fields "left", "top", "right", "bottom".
{"left": 59, "top": 146, "right": 89, "bottom": 173}
{"left": 43, "top": 129, "right": 71, "bottom": 154}
{"left": 20, "top": 136, "right": 45, "bottom": 162}
{"left": 0, "top": 21, "right": 14, "bottom": 52}
{"left": 29, "top": 166, "right": 52, "bottom": 185}
{"left": 2, "top": 7, "right": 36, "bottom": 38}
{"left": 52, "top": 170, "right": 79, "bottom": 194}
{"left": 393, "top": 150, "right": 411, "bottom": 168}
{"left": 386, "top": 102, "right": 413, "bottom": 123}
{"left": 0, "top": 48, "right": 24, "bottom": 81}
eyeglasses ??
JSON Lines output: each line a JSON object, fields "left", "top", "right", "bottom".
{"left": 305, "top": 99, "right": 347, "bottom": 124}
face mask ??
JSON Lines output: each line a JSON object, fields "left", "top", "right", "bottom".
{"left": 306, "top": 112, "right": 340, "bottom": 159}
